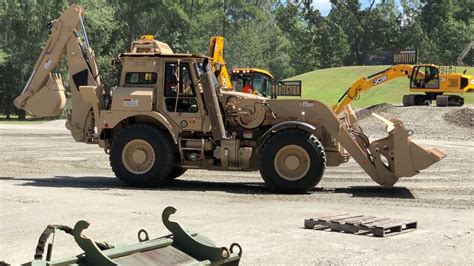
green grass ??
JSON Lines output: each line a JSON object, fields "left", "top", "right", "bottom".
{"left": 287, "top": 65, "right": 474, "bottom": 107}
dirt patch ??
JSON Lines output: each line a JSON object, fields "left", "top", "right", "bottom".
{"left": 353, "top": 104, "right": 473, "bottom": 141}
{"left": 442, "top": 107, "right": 474, "bottom": 128}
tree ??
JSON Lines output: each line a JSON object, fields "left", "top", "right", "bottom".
{"left": 0, "top": 50, "right": 6, "bottom": 65}
{"left": 329, "top": 0, "right": 377, "bottom": 65}
{"left": 276, "top": 3, "right": 325, "bottom": 74}
{"left": 417, "top": 0, "right": 474, "bottom": 64}
{"left": 319, "top": 19, "right": 350, "bottom": 68}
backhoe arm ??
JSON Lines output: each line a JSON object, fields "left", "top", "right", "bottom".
{"left": 333, "top": 65, "right": 415, "bottom": 114}
{"left": 14, "top": 4, "right": 102, "bottom": 143}
{"left": 209, "top": 36, "right": 232, "bottom": 90}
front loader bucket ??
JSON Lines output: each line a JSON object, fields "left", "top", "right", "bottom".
{"left": 14, "top": 73, "right": 66, "bottom": 117}
{"left": 367, "top": 114, "right": 446, "bottom": 186}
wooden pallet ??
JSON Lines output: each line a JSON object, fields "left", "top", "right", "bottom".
{"left": 304, "top": 213, "right": 417, "bottom": 237}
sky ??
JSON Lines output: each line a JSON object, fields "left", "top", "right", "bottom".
{"left": 313, "top": 0, "right": 384, "bottom": 16}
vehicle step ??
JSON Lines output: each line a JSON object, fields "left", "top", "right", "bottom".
{"left": 304, "top": 213, "right": 417, "bottom": 237}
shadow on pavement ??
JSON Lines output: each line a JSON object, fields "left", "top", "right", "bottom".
{"left": 3, "top": 176, "right": 415, "bottom": 199}
{"left": 313, "top": 186, "right": 416, "bottom": 199}
{"left": 8, "top": 175, "right": 273, "bottom": 194}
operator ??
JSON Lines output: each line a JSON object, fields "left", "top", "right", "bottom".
{"left": 165, "top": 65, "right": 179, "bottom": 96}
{"left": 242, "top": 79, "right": 253, "bottom": 94}
{"left": 424, "top": 69, "right": 438, "bottom": 88}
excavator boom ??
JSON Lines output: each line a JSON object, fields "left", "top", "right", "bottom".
{"left": 333, "top": 64, "right": 414, "bottom": 114}
{"left": 209, "top": 36, "right": 232, "bottom": 90}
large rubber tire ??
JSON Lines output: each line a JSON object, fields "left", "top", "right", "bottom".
{"left": 259, "top": 130, "right": 326, "bottom": 193}
{"left": 110, "top": 124, "right": 174, "bottom": 186}
{"left": 167, "top": 167, "right": 187, "bottom": 180}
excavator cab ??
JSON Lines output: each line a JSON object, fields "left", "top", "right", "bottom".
{"left": 231, "top": 68, "right": 273, "bottom": 97}
{"left": 410, "top": 65, "right": 440, "bottom": 89}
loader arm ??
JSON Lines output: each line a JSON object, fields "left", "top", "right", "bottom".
{"left": 209, "top": 36, "right": 232, "bottom": 90}
{"left": 14, "top": 4, "right": 103, "bottom": 142}
{"left": 267, "top": 99, "right": 445, "bottom": 187}
{"left": 333, "top": 64, "right": 416, "bottom": 114}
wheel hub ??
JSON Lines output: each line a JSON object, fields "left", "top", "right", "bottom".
{"left": 132, "top": 149, "right": 147, "bottom": 164}
{"left": 285, "top": 155, "right": 300, "bottom": 170}
{"left": 274, "top": 145, "right": 310, "bottom": 181}
{"left": 122, "top": 139, "right": 155, "bottom": 175}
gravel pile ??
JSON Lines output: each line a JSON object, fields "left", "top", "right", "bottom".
{"left": 442, "top": 108, "right": 474, "bottom": 128}
{"left": 355, "top": 103, "right": 396, "bottom": 120}
{"left": 354, "top": 104, "right": 473, "bottom": 141}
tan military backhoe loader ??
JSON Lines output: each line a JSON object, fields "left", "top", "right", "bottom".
{"left": 15, "top": 5, "right": 445, "bottom": 193}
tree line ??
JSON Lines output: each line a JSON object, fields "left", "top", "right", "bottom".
{"left": 0, "top": 0, "right": 472, "bottom": 119}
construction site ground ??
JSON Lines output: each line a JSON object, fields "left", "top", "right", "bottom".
{"left": 1, "top": 104, "right": 473, "bottom": 265}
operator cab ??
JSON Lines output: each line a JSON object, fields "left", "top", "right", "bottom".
{"left": 111, "top": 35, "right": 210, "bottom": 132}
{"left": 231, "top": 68, "right": 273, "bottom": 97}
{"left": 410, "top": 65, "right": 440, "bottom": 89}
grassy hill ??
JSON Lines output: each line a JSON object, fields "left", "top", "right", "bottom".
{"left": 287, "top": 65, "right": 474, "bottom": 107}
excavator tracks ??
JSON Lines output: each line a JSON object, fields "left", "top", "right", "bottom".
{"left": 403, "top": 94, "right": 464, "bottom": 107}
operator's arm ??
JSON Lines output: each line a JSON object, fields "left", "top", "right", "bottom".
{"left": 13, "top": 5, "right": 85, "bottom": 117}
{"left": 332, "top": 65, "right": 414, "bottom": 114}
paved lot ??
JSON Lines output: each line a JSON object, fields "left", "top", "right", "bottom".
{"left": 1, "top": 106, "right": 473, "bottom": 264}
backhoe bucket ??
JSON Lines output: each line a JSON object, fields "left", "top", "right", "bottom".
{"left": 367, "top": 114, "right": 446, "bottom": 186}
{"left": 14, "top": 73, "right": 66, "bottom": 117}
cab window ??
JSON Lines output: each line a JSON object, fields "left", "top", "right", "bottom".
{"left": 252, "top": 75, "right": 266, "bottom": 96}
{"left": 164, "top": 62, "right": 198, "bottom": 113}
{"left": 125, "top": 72, "right": 157, "bottom": 85}
{"left": 411, "top": 66, "right": 439, "bottom": 89}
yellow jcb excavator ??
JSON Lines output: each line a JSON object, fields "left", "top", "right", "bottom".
{"left": 333, "top": 64, "right": 474, "bottom": 114}
{"left": 209, "top": 36, "right": 301, "bottom": 98}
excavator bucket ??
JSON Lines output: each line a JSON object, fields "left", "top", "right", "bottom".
{"left": 367, "top": 113, "right": 446, "bottom": 186}
{"left": 14, "top": 73, "right": 66, "bottom": 117}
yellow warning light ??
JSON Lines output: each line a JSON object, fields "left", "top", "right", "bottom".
{"left": 141, "top": 35, "right": 154, "bottom": 40}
